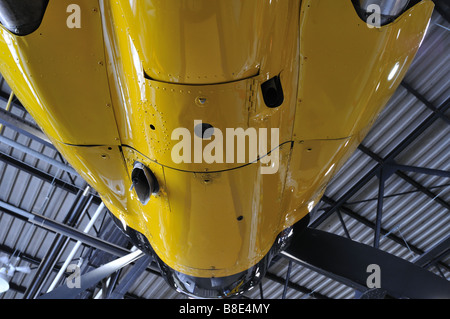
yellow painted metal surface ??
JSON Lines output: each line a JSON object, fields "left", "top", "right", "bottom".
{"left": 0, "top": 0, "right": 433, "bottom": 279}
{"left": 294, "top": 0, "right": 434, "bottom": 141}
{"left": 0, "top": 0, "right": 120, "bottom": 145}
{"left": 283, "top": 0, "right": 434, "bottom": 232}
{"left": 116, "top": 143, "right": 292, "bottom": 277}
{"left": 115, "top": 0, "right": 298, "bottom": 85}
{"left": 101, "top": 0, "right": 300, "bottom": 172}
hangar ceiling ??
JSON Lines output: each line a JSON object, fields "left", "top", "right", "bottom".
{"left": 0, "top": 6, "right": 448, "bottom": 300}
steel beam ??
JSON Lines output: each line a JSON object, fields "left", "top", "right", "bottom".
{"left": 336, "top": 209, "right": 352, "bottom": 239}
{"left": 103, "top": 269, "right": 122, "bottom": 299}
{"left": 384, "top": 96, "right": 450, "bottom": 161}
{"left": 374, "top": 169, "right": 386, "bottom": 249}
{"left": 46, "top": 203, "right": 105, "bottom": 293}
{"left": 0, "top": 244, "right": 46, "bottom": 268}
{"left": 1, "top": 199, "right": 340, "bottom": 299}
{"left": 282, "top": 227, "right": 450, "bottom": 299}
{"left": 321, "top": 195, "right": 450, "bottom": 273}
{"left": 391, "top": 163, "right": 450, "bottom": 178}
{"left": 39, "top": 250, "right": 145, "bottom": 299}
{"left": 259, "top": 282, "right": 264, "bottom": 299}
{"left": 23, "top": 187, "right": 92, "bottom": 299}
{"left": 8, "top": 282, "right": 27, "bottom": 295}
{"left": 304, "top": 93, "right": 448, "bottom": 228}
{"left": 396, "top": 171, "right": 450, "bottom": 211}
{"left": 310, "top": 165, "right": 380, "bottom": 228}
{"left": 264, "top": 272, "right": 330, "bottom": 299}
{"left": 0, "top": 107, "right": 54, "bottom": 149}
{"left": 401, "top": 81, "right": 450, "bottom": 125}
{"left": 432, "top": 0, "right": 450, "bottom": 24}
{"left": 313, "top": 95, "right": 450, "bottom": 229}
{"left": 281, "top": 260, "right": 293, "bottom": 299}
{"left": 0, "top": 200, "right": 131, "bottom": 258}
{"left": 0, "top": 135, "right": 77, "bottom": 175}
{"left": 0, "top": 150, "right": 101, "bottom": 205}
{"left": 322, "top": 195, "right": 422, "bottom": 255}
{"left": 358, "top": 145, "right": 450, "bottom": 212}
{"left": 413, "top": 235, "right": 450, "bottom": 269}
{"left": 107, "top": 254, "right": 152, "bottom": 299}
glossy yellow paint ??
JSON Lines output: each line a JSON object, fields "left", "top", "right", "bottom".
{"left": 282, "top": 0, "right": 434, "bottom": 232}
{"left": 115, "top": 0, "right": 299, "bottom": 85}
{"left": 101, "top": 0, "right": 300, "bottom": 172}
{"left": 99, "top": 0, "right": 302, "bottom": 277}
{"left": 0, "top": 0, "right": 120, "bottom": 145}
{"left": 119, "top": 143, "right": 292, "bottom": 277}
{"left": 294, "top": 0, "right": 434, "bottom": 141}
{"left": 0, "top": 0, "right": 433, "bottom": 279}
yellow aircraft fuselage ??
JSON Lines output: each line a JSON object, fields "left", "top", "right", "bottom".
{"left": 0, "top": 0, "right": 433, "bottom": 297}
